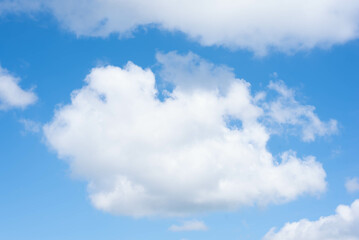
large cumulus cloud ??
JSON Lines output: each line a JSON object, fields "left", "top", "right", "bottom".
{"left": 43, "top": 52, "right": 335, "bottom": 216}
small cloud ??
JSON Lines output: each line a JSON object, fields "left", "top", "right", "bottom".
{"left": 169, "top": 220, "right": 208, "bottom": 232}
{"left": 346, "top": 178, "right": 359, "bottom": 193}
{"left": 0, "top": 65, "right": 37, "bottom": 110}
{"left": 270, "top": 72, "right": 278, "bottom": 78}
{"left": 19, "top": 119, "right": 41, "bottom": 133}
{"left": 95, "top": 58, "right": 111, "bottom": 67}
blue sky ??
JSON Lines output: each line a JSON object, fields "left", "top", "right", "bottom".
{"left": 1, "top": 1, "right": 359, "bottom": 240}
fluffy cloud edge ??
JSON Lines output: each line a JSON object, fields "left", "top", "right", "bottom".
{"left": 263, "top": 199, "right": 359, "bottom": 240}
{"left": 0, "top": 65, "right": 37, "bottom": 110}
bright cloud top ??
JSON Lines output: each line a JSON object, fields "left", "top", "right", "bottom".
{"left": 263, "top": 199, "right": 359, "bottom": 240}
{"left": 0, "top": 66, "right": 37, "bottom": 110}
{"left": 169, "top": 220, "right": 208, "bottom": 232}
{"left": 2, "top": 0, "right": 359, "bottom": 55}
{"left": 44, "top": 52, "right": 334, "bottom": 217}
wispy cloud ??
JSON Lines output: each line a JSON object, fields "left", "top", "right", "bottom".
{"left": 19, "top": 119, "right": 41, "bottom": 133}
{"left": 169, "top": 220, "right": 208, "bottom": 232}
{"left": 346, "top": 178, "right": 359, "bottom": 193}
{"left": 264, "top": 80, "right": 338, "bottom": 141}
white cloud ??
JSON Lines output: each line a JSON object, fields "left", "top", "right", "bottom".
{"left": 0, "top": 66, "right": 37, "bottom": 110}
{"left": 263, "top": 81, "right": 338, "bottom": 142}
{"left": 43, "top": 52, "right": 332, "bottom": 217}
{"left": 263, "top": 199, "right": 359, "bottom": 240}
{"left": 346, "top": 178, "right": 359, "bottom": 193}
{"left": 2, "top": 0, "right": 359, "bottom": 55}
{"left": 169, "top": 220, "right": 208, "bottom": 232}
{"left": 19, "top": 119, "right": 41, "bottom": 133}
